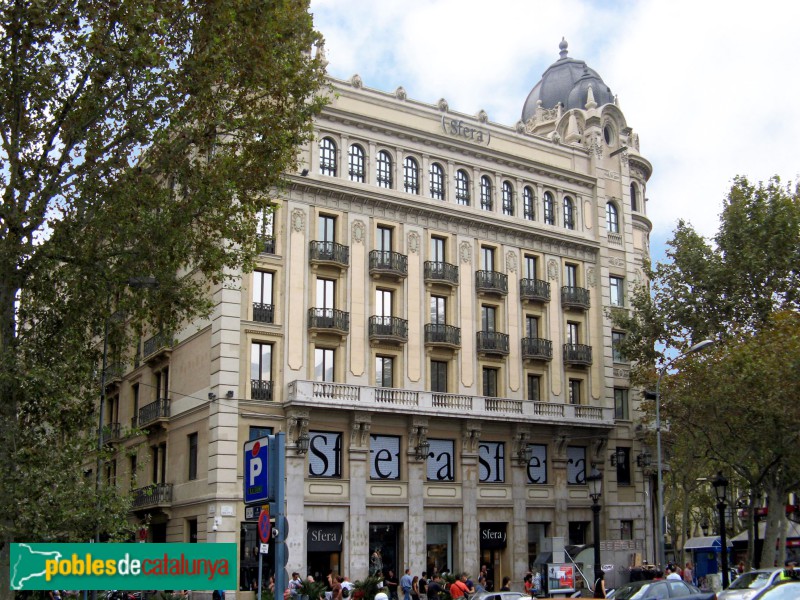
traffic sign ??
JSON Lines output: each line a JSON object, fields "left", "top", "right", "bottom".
{"left": 258, "top": 505, "right": 271, "bottom": 543}
{"left": 260, "top": 543, "right": 269, "bottom": 554}
{"left": 244, "top": 436, "right": 271, "bottom": 504}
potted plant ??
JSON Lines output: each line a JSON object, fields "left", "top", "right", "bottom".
{"left": 298, "top": 579, "right": 327, "bottom": 600}
{"left": 352, "top": 575, "right": 382, "bottom": 600}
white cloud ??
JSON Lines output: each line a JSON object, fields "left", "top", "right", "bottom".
{"left": 310, "top": 0, "right": 800, "bottom": 257}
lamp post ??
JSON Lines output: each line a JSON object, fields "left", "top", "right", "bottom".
{"left": 655, "top": 339, "right": 715, "bottom": 568}
{"left": 712, "top": 471, "right": 730, "bottom": 589}
{"left": 587, "top": 465, "right": 603, "bottom": 588}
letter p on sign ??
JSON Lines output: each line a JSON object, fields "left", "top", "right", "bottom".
{"left": 244, "top": 437, "right": 270, "bottom": 504}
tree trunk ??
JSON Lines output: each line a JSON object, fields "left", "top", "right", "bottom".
{"left": 761, "top": 483, "right": 784, "bottom": 568}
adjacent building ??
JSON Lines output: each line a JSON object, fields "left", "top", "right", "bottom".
{"left": 104, "top": 39, "right": 655, "bottom": 595}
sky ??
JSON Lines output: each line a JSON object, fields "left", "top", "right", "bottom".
{"left": 308, "top": 0, "right": 800, "bottom": 264}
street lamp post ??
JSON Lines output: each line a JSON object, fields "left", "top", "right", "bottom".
{"left": 712, "top": 471, "right": 730, "bottom": 589}
{"left": 587, "top": 465, "right": 603, "bottom": 589}
{"left": 655, "top": 339, "right": 715, "bottom": 568}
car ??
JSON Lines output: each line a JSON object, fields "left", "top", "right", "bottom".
{"left": 718, "top": 568, "right": 800, "bottom": 600}
{"left": 471, "top": 593, "right": 526, "bottom": 600}
{"left": 749, "top": 580, "right": 800, "bottom": 599}
{"left": 607, "top": 579, "right": 716, "bottom": 599}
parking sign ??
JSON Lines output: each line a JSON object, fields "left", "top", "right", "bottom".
{"left": 244, "top": 436, "right": 270, "bottom": 504}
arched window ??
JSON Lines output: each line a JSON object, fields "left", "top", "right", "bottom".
{"left": 429, "top": 163, "right": 445, "bottom": 200}
{"left": 502, "top": 181, "right": 514, "bottom": 216}
{"left": 376, "top": 150, "right": 393, "bottom": 188}
{"left": 630, "top": 182, "right": 638, "bottom": 211}
{"left": 404, "top": 157, "right": 420, "bottom": 194}
{"left": 455, "top": 169, "right": 470, "bottom": 206}
{"left": 523, "top": 186, "right": 535, "bottom": 221}
{"left": 606, "top": 202, "right": 620, "bottom": 233}
{"left": 564, "top": 196, "right": 575, "bottom": 230}
{"left": 348, "top": 144, "right": 365, "bottom": 182}
{"left": 319, "top": 137, "right": 337, "bottom": 176}
{"left": 543, "top": 192, "right": 555, "bottom": 225}
{"left": 480, "top": 176, "right": 493, "bottom": 211}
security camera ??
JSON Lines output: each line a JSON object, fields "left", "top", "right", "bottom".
{"left": 212, "top": 523, "right": 218, "bottom": 532}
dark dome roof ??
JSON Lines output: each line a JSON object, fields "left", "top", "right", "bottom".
{"left": 521, "top": 39, "right": 614, "bottom": 121}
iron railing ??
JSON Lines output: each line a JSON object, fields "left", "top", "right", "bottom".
{"left": 563, "top": 343, "right": 593, "bottom": 366}
{"left": 476, "top": 270, "right": 508, "bottom": 295}
{"left": 131, "top": 483, "right": 173, "bottom": 509}
{"left": 476, "top": 331, "right": 510, "bottom": 355}
{"left": 521, "top": 337, "right": 553, "bottom": 361}
{"left": 308, "top": 308, "right": 350, "bottom": 333}
{"left": 251, "top": 379, "right": 273, "bottom": 401}
{"left": 520, "top": 278, "right": 551, "bottom": 302}
{"left": 368, "top": 316, "right": 408, "bottom": 342}
{"left": 368, "top": 250, "right": 408, "bottom": 278}
{"left": 561, "top": 286, "right": 590, "bottom": 310}
{"left": 424, "top": 324, "right": 461, "bottom": 347}
{"left": 143, "top": 331, "right": 171, "bottom": 358}
{"left": 424, "top": 261, "right": 459, "bottom": 285}
{"left": 309, "top": 241, "right": 349, "bottom": 266}
{"left": 253, "top": 302, "right": 274, "bottom": 323}
{"left": 138, "top": 398, "right": 170, "bottom": 427}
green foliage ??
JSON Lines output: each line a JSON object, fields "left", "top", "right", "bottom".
{"left": 353, "top": 576, "right": 383, "bottom": 600}
{"left": 0, "top": 0, "right": 328, "bottom": 589}
{"left": 298, "top": 579, "right": 328, "bottom": 600}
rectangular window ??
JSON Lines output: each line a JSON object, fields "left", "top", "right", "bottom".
{"left": 317, "top": 278, "right": 335, "bottom": 310}
{"left": 610, "top": 276, "right": 625, "bottom": 306}
{"left": 482, "top": 367, "right": 499, "bottom": 398}
{"left": 377, "top": 226, "right": 393, "bottom": 252}
{"left": 527, "top": 374, "right": 541, "bottom": 401}
{"left": 131, "top": 383, "right": 139, "bottom": 428}
{"left": 188, "top": 518, "right": 198, "bottom": 543}
{"left": 319, "top": 214, "right": 335, "bottom": 242}
{"left": 249, "top": 426, "right": 273, "bottom": 440}
{"left": 308, "top": 431, "right": 342, "bottom": 478}
{"left": 565, "top": 263, "right": 578, "bottom": 288}
{"left": 566, "top": 446, "right": 586, "bottom": 485}
{"left": 620, "top": 520, "right": 633, "bottom": 540}
{"left": 314, "top": 347, "right": 335, "bottom": 382}
{"left": 525, "top": 315, "right": 539, "bottom": 338}
{"left": 376, "top": 288, "right": 393, "bottom": 320}
{"left": 250, "top": 342, "right": 272, "bottom": 382}
{"left": 430, "top": 236, "right": 446, "bottom": 263}
{"left": 525, "top": 444, "right": 547, "bottom": 484}
{"left": 614, "top": 388, "right": 629, "bottom": 420}
{"left": 370, "top": 434, "right": 401, "bottom": 480}
{"left": 612, "top": 331, "right": 627, "bottom": 363}
{"left": 524, "top": 255, "right": 538, "bottom": 279}
{"left": 129, "top": 454, "right": 137, "bottom": 488}
{"left": 430, "top": 296, "right": 446, "bottom": 325}
{"left": 568, "top": 521, "right": 588, "bottom": 545}
{"left": 567, "top": 321, "right": 579, "bottom": 345}
{"left": 616, "top": 447, "right": 632, "bottom": 486}
{"left": 376, "top": 355, "right": 394, "bottom": 388}
{"left": 431, "top": 360, "right": 448, "bottom": 393}
{"left": 252, "top": 271, "right": 274, "bottom": 323}
{"left": 188, "top": 432, "right": 198, "bottom": 481}
{"left": 478, "top": 441, "right": 505, "bottom": 483}
{"left": 527, "top": 523, "right": 549, "bottom": 568}
{"left": 426, "top": 439, "right": 455, "bottom": 481}
{"left": 481, "top": 246, "right": 495, "bottom": 270}
{"left": 568, "top": 379, "right": 582, "bottom": 405}
{"left": 481, "top": 305, "right": 497, "bottom": 332}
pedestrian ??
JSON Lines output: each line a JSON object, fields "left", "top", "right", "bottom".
{"left": 411, "top": 576, "right": 420, "bottom": 600}
{"left": 532, "top": 572, "right": 542, "bottom": 596}
{"left": 329, "top": 573, "right": 343, "bottom": 600}
{"left": 523, "top": 574, "right": 533, "bottom": 595}
{"left": 400, "top": 569, "right": 413, "bottom": 600}
{"left": 419, "top": 572, "right": 428, "bottom": 600}
{"left": 449, "top": 573, "right": 469, "bottom": 599}
{"left": 386, "top": 570, "right": 399, "bottom": 600}
{"left": 683, "top": 563, "right": 694, "bottom": 585}
{"left": 593, "top": 571, "right": 606, "bottom": 599}
{"left": 375, "top": 588, "right": 389, "bottom": 600}
{"left": 474, "top": 577, "right": 487, "bottom": 594}
{"left": 666, "top": 565, "right": 681, "bottom": 581}
{"left": 499, "top": 577, "right": 511, "bottom": 592}
{"left": 425, "top": 575, "right": 443, "bottom": 600}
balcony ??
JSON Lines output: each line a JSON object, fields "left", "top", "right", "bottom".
{"left": 369, "top": 250, "right": 408, "bottom": 281}
{"left": 520, "top": 278, "right": 551, "bottom": 303}
{"left": 286, "top": 380, "right": 614, "bottom": 426}
{"left": 308, "top": 308, "right": 350, "bottom": 336}
{"left": 99, "top": 422, "right": 122, "bottom": 444}
{"left": 424, "top": 324, "right": 461, "bottom": 349}
{"left": 563, "top": 343, "right": 593, "bottom": 366}
{"left": 369, "top": 316, "right": 408, "bottom": 345}
{"left": 253, "top": 302, "right": 274, "bottom": 324}
{"left": 309, "top": 241, "right": 349, "bottom": 269}
{"left": 260, "top": 235, "right": 276, "bottom": 255}
{"left": 424, "top": 261, "right": 459, "bottom": 287}
{"left": 521, "top": 337, "right": 553, "bottom": 361}
{"left": 103, "top": 361, "right": 125, "bottom": 384}
{"left": 251, "top": 379, "right": 273, "bottom": 401}
{"left": 138, "top": 398, "right": 170, "bottom": 428}
{"left": 475, "top": 270, "right": 508, "bottom": 296}
{"left": 131, "top": 483, "right": 173, "bottom": 509}
{"left": 142, "top": 331, "right": 172, "bottom": 362}
{"left": 561, "top": 286, "right": 590, "bottom": 310}
{"left": 476, "top": 331, "right": 509, "bottom": 356}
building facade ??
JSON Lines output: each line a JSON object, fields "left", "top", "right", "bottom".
{"left": 105, "top": 40, "right": 654, "bottom": 594}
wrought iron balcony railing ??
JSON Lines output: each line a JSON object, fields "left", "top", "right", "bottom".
{"left": 260, "top": 235, "right": 276, "bottom": 255}
{"left": 475, "top": 270, "right": 508, "bottom": 295}
{"left": 561, "top": 286, "right": 590, "bottom": 310}
{"left": 520, "top": 278, "right": 551, "bottom": 302}
{"left": 424, "top": 324, "right": 461, "bottom": 347}
{"left": 138, "top": 398, "right": 170, "bottom": 427}
{"left": 308, "top": 308, "right": 350, "bottom": 333}
{"left": 251, "top": 379, "right": 273, "bottom": 401}
{"left": 476, "top": 331, "right": 510, "bottom": 355}
{"left": 99, "top": 422, "right": 121, "bottom": 444}
{"left": 143, "top": 331, "right": 172, "bottom": 359}
{"left": 309, "top": 241, "right": 349, "bottom": 267}
{"left": 563, "top": 343, "right": 593, "bottom": 366}
{"left": 252, "top": 302, "right": 274, "bottom": 323}
{"left": 423, "top": 261, "right": 459, "bottom": 286}
{"left": 131, "top": 483, "right": 173, "bottom": 509}
{"left": 369, "top": 250, "right": 408, "bottom": 279}
{"left": 521, "top": 337, "right": 553, "bottom": 361}
{"left": 369, "top": 316, "right": 408, "bottom": 343}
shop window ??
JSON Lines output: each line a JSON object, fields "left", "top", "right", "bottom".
{"left": 308, "top": 431, "right": 342, "bottom": 478}
{"left": 479, "top": 441, "right": 505, "bottom": 483}
{"left": 426, "top": 439, "right": 455, "bottom": 482}
{"left": 566, "top": 446, "right": 586, "bottom": 484}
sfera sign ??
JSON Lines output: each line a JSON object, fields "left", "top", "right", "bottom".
{"left": 441, "top": 116, "right": 491, "bottom": 146}
{"left": 479, "top": 523, "right": 507, "bottom": 549}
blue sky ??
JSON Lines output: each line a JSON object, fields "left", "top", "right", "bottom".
{"left": 309, "top": 0, "right": 800, "bottom": 264}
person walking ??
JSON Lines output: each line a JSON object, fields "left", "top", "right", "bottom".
{"left": 593, "top": 571, "right": 606, "bottom": 598}
{"left": 400, "top": 569, "right": 413, "bottom": 600}
{"left": 449, "top": 573, "right": 469, "bottom": 600}
{"left": 683, "top": 563, "right": 694, "bottom": 585}
{"left": 385, "top": 570, "right": 399, "bottom": 600}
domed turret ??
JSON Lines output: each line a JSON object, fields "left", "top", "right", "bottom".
{"left": 521, "top": 39, "right": 614, "bottom": 121}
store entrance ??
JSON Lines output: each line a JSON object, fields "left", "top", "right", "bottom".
{"left": 369, "top": 523, "right": 400, "bottom": 578}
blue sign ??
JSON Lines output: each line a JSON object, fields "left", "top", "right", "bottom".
{"left": 244, "top": 436, "right": 270, "bottom": 504}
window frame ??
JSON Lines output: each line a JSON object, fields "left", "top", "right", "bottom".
{"left": 319, "top": 137, "right": 337, "bottom": 176}
{"left": 614, "top": 388, "right": 629, "bottom": 420}
{"left": 606, "top": 202, "right": 620, "bottom": 233}
{"left": 455, "top": 169, "right": 470, "bottom": 206}
{"left": 376, "top": 150, "right": 393, "bottom": 189}
{"left": 348, "top": 143, "right": 365, "bottom": 182}
{"left": 502, "top": 181, "right": 514, "bottom": 216}
{"left": 403, "top": 156, "right": 420, "bottom": 194}
{"left": 563, "top": 196, "right": 575, "bottom": 230}
{"left": 543, "top": 192, "right": 555, "bottom": 225}
{"left": 429, "top": 162, "right": 445, "bottom": 200}
{"left": 188, "top": 432, "right": 198, "bottom": 481}
{"left": 523, "top": 186, "right": 535, "bottom": 220}
{"left": 610, "top": 276, "right": 625, "bottom": 307}
{"left": 480, "top": 175, "right": 493, "bottom": 211}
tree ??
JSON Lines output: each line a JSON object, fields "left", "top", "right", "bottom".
{"left": 613, "top": 176, "right": 800, "bottom": 569}
{"left": 0, "top": 0, "right": 327, "bottom": 592}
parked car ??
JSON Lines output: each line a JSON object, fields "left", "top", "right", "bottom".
{"left": 749, "top": 580, "right": 800, "bottom": 599}
{"left": 607, "top": 579, "right": 716, "bottom": 599}
{"left": 719, "top": 568, "right": 799, "bottom": 600}
{"left": 472, "top": 593, "right": 526, "bottom": 600}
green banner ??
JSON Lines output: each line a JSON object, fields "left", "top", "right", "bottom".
{"left": 10, "top": 543, "right": 237, "bottom": 591}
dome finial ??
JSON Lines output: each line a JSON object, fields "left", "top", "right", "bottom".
{"left": 559, "top": 37, "right": 569, "bottom": 59}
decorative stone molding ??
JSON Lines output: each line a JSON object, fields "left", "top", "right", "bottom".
{"left": 477, "top": 109, "right": 488, "bottom": 123}
{"left": 350, "top": 74, "right": 363, "bottom": 89}
{"left": 609, "top": 257, "right": 625, "bottom": 268}
{"left": 506, "top": 251, "right": 518, "bottom": 273}
{"left": 407, "top": 231, "right": 420, "bottom": 254}
{"left": 351, "top": 413, "right": 372, "bottom": 447}
{"left": 613, "top": 368, "right": 630, "bottom": 378}
{"left": 515, "top": 120, "right": 526, "bottom": 134}
{"left": 460, "top": 241, "right": 472, "bottom": 264}
{"left": 462, "top": 423, "right": 482, "bottom": 453}
{"left": 586, "top": 267, "right": 596, "bottom": 288}
{"left": 291, "top": 208, "right": 305, "bottom": 233}
{"left": 352, "top": 220, "right": 366, "bottom": 244}
{"left": 547, "top": 259, "right": 559, "bottom": 281}
{"left": 634, "top": 268, "right": 644, "bottom": 283}
{"left": 395, "top": 86, "right": 407, "bottom": 101}
{"left": 437, "top": 98, "right": 449, "bottom": 112}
